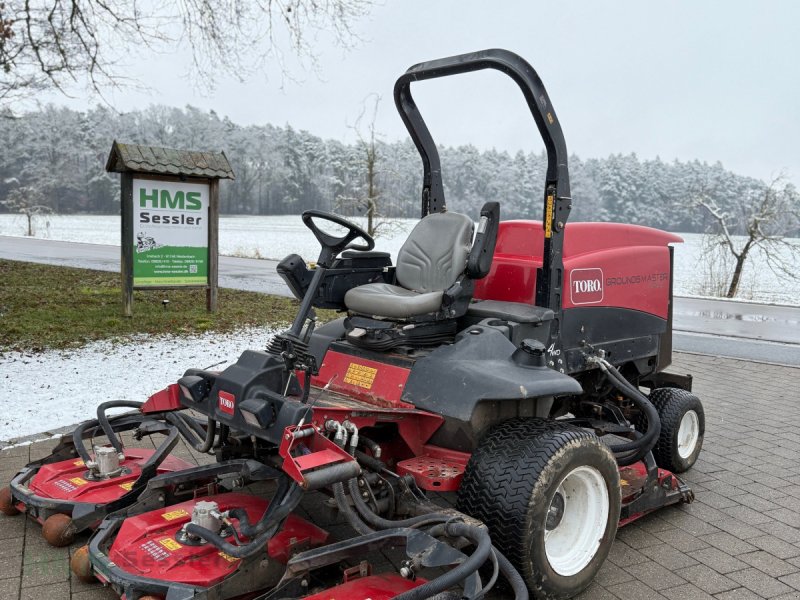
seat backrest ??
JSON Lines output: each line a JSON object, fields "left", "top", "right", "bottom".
{"left": 396, "top": 212, "right": 474, "bottom": 293}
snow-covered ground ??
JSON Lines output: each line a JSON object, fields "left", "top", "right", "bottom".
{"left": 0, "top": 327, "right": 277, "bottom": 445}
{"left": 1, "top": 213, "right": 798, "bottom": 304}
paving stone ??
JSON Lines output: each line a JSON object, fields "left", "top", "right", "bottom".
{"left": 715, "top": 586, "right": 771, "bottom": 599}
{"left": 661, "top": 583, "right": 716, "bottom": 600}
{"left": 595, "top": 561, "right": 636, "bottom": 587}
{"left": 778, "top": 571, "right": 800, "bottom": 591}
{"left": 727, "top": 568, "right": 794, "bottom": 598}
{"left": 0, "top": 555, "right": 23, "bottom": 580}
{"left": 607, "top": 541, "right": 651, "bottom": 568}
{"left": 689, "top": 547, "right": 748, "bottom": 574}
{"left": 739, "top": 551, "right": 799, "bottom": 578}
{"left": 606, "top": 580, "right": 668, "bottom": 600}
{"left": 20, "top": 582, "right": 71, "bottom": 600}
{"left": 675, "top": 564, "right": 739, "bottom": 594}
{"left": 654, "top": 527, "right": 710, "bottom": 553}
{"left": 0, "top": 577, "right": 20, "bottom": 600}
{"left": 21, "top": 558, "right": 69, "bottom": 588}
{"left": 705, "top": 532, "right": 759, "bottom": 556}
{"left": 624, "top": 560, "right": 687, "bottom": 590}
{"left": 573, "top": 582, "right": 617, "bottom": 599}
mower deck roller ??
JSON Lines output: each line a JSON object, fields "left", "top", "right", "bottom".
{"left": 4, "top": 48, "right": 704, "bottom": 600}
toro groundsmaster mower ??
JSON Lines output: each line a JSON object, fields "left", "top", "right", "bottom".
{"left": 1, "top": 49, "right": 705, "bottom": 599}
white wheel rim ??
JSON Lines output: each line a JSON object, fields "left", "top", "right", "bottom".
{"left": 544, "top": 465, "right": 609, "bottom": 577}
{"left": 677, "top": 410, "right": 700, "bottom": 459}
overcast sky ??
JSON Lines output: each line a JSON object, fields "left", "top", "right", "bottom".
{"left": 42, "top": 0, "right": 800, "bottom": 186}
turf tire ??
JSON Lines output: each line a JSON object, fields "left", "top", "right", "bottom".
{"left": 646, "top": 388, "right": 704, "bottom": 473}
{"left": 457, "top": 418, "right": 621, "bottom": 599}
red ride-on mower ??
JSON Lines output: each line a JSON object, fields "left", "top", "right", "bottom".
{"left": 0, "top": 396, "right": 214, "bottom": 546}
{"left": 13, "top": 48, "right": 702, "bottom": 600}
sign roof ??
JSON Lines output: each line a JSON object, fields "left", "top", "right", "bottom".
{"left": 105, "top": 140, "right": 235, "bottom": 180}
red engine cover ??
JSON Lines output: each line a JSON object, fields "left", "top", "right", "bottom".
{"left": 28, "top": 449, "right": 193, "bottom": 505}
{"left": 302, "top": 573, "right": 426, "bottom": 600}
{"left": 108, "top": 493, "right": 328, "bottom": 587}
{"left": 475, "top": 221, "right": 682, "bottom": 319}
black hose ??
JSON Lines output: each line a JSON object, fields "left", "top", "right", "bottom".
{"left": 475, "top": 547, "right": 499, "bottom": 599}
{"left": 227, "top": 477, "right": 293, "bottom": 537}
{"left": 96, "top": 401, "right": 143, "bottom": 453}
{"left": 183, "top": 484, "right": 303, "bottom": 558}
{"left": 492, "top": 546, "right": 529, "bottom": 600}
{"left": 165, "top": 412, "right": 216, "bottom": 453}
{"left": 347, "top": 478, "right": 451, "bottom": 530}
{"left": 183, "top": 413, "right": 216, "bottom": 453}
{"left": 394, "top": 522, "right": 492, "bottom": 600}
{"left": 597, "top": 360, "right": 661, "bottom": 464}
{"left": 332, "top": 481, "right": 374, "bottom": 535}
{"left": 72, "top": 419, "right": 102, "bottom": 464}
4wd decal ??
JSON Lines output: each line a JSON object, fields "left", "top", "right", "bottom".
{"left": 218, "top": 391, "right": 236, "bottom": 415}
{"left": 570, "top": 268, "right": 604, "bottom": 305}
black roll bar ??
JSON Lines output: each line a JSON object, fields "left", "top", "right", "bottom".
{"left": 393, "top": 48, "right": 571, "bottom": 315}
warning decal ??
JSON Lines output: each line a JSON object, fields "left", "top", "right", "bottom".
{"left": 343, "top": 363, "right": 378, "bottom": 390}
{"left": 161, "top": 508, "right": 190, "bottom": 521}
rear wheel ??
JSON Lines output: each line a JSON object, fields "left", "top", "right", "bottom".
{"left": 42, "top": 513, "right": 77, "bottom": 547}
{"left": 647, "top": 388, "right": 704, "bottom": 473}
{"left": 457, "top": 419, "right": 621, "bottom": 599}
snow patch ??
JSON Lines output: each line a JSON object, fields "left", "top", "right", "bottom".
{"left": 0, "top": 327, "right": 277, "bottom": 445}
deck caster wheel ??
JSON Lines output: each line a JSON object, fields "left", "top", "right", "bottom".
{"left": 42, "top": 514, "right": 77, "bottom": 547}
{"left": 70, "top": 545, "right": 95, "bottom": 583}
{"left": 458, "top": 418, "right": 621, "bottom": 599}
{"left": 647, "top": 388, "right": 705, "bottom": 473}
{"left": 0, "top": 487, "right": 20, "bottom": 516}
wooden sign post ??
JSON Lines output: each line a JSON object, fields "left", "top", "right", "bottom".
{"left": 106, "top": 142, "right": 234, "bottom": 316}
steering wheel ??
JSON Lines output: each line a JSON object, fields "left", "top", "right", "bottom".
{"left": 301, "top": 210, "right": 375, "bottom": 266}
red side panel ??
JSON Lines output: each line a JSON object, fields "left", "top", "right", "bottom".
{"left": 311, "top": 351, "right": 413, "bottom": 409}
{"left": 108, "top": 493, "right": 328, "bottom": 586}
{"left": 141, "top": 384, "right": 182, "bottom": 413}
{"left": 28, "top": 450, "right": 193, "bottom": 505}
{"left": 475, "top": 220, "right": 682, "bottom": 318}
{"left": 302, "top": 573, "right": 426, "bottom": 600}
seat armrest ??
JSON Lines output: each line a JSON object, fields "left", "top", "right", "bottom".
{"left": 466, "top": 201, "right": 500, "bottom": 279}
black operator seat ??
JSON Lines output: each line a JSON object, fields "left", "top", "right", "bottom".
{"left": 344, "top": 211, "right": 474, "bottom": 318}
{"left": 344, "top": 201, "right": 499, "bottom": 332}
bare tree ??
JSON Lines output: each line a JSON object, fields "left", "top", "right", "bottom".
{"left": 2, "top": 185, "right": 52, "bottom": 235}
{"left": 336, "top": 94, "right": 400, "bottom": 238}
{"left": 694, "top": 175, "right": 800, "bottom": 298}
{"left": 0, "top": 0, "right": 375, "bottom": 102}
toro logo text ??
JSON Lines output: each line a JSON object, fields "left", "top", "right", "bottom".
{"left": 218, "top": 391, "right": 236, "bottom": 415}
{"left": 570, "top": 268, "right": 604, "bottom": 305}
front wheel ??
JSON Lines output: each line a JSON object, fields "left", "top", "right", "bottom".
{"left": 648, "top": 388, "right": 705, "bottom": 473}
{"left": 457, "top": 419, "right": 621, "bottom": 599}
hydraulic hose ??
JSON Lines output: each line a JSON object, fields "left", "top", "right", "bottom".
{"left": 226, "top": 477, "right": 293, "bottom": 538}
{"left": 165, "top": 412, "right": 216, "bottom": 453}
{"left": 183, "top": 483, "right": 303, "bottom": 558}
{"left": 492, "top": 546, "right": 529, "bottom": 600}
{"left": 347, "top": 477, "right": 451, "bottom": 530}
{"left": 96, "top": 401, "right": 144, "bottom": 453}
{"left": 594, "top": 358, "right": 661, "bottom": 466}
{"left": 332, "top": 481, "right": 374, "bottom": 535}
{"left": 394, "top": 521, "right": 493, "bottom": 600}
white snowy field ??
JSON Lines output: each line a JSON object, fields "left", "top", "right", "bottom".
{"left": 1, "top": 213, "right": 798, "bottom": 304}
{"left": 0, "top": 327, "right": 277, "bottom": 445}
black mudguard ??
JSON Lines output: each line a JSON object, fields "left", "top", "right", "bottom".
{"left": 402, "top": 326, "right": 583, "bottom": 422}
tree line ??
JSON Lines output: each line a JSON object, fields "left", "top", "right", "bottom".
{"left": 0, "top": 103, "right": 797, "bottom": 237}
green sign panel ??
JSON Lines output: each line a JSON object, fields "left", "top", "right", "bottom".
{"left": 132, "top": 179, "right": 209, "bottom": 286}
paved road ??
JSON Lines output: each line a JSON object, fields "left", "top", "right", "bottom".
{"left": 2, "top": 352, "right": 800, "bottom": 600}
{"left": 3, "top": 236, "right": 800, "bottom": 365}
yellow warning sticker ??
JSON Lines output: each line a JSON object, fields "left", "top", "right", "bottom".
{"left": 161, "top": 508, "right": 190, "bottom": 521}
{"left": 544, "top": 194, "right": 554, "bottom": 239}
{"left": 69, "top": 477, "right": 88, "bottom": 486}
{"left": 159, "top": 538, "right": 183, "bottom": 551}
{"left": 343, "top": 363, "right": 378, "bottom": 390}
{"left": 73, "top": 460, "right": 85, "bottom": 467}
{"left": 218, "top": 551, "right": 240, "bottom": 563}
{"left": 118, "top": 482, "right": 134, "bottom": 491}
